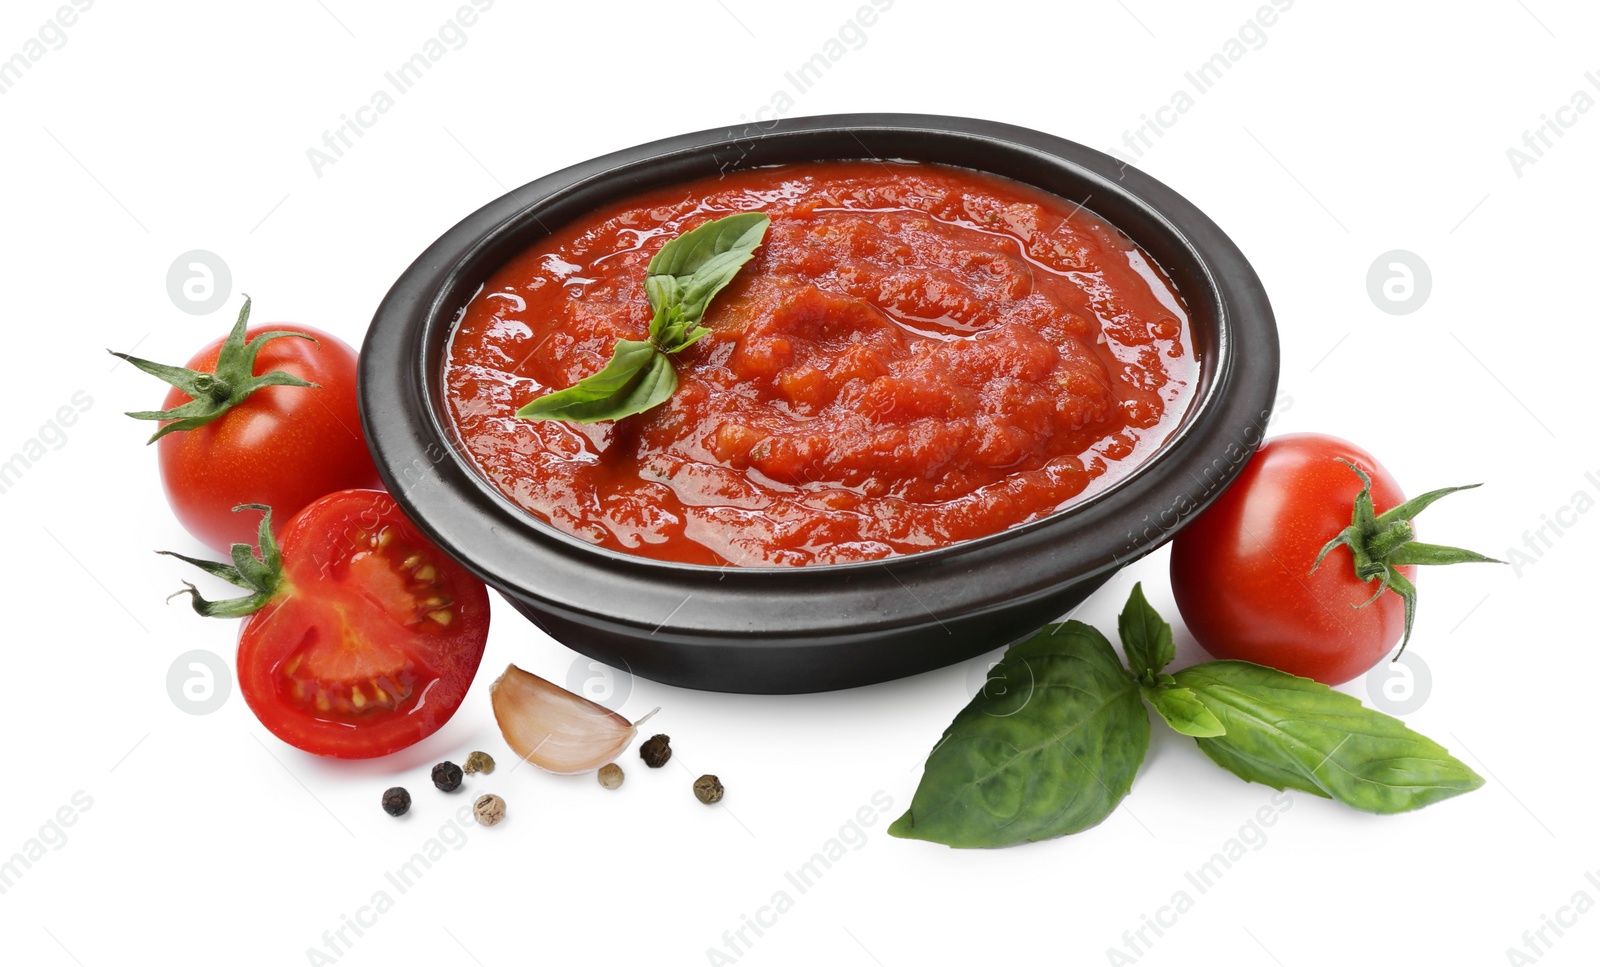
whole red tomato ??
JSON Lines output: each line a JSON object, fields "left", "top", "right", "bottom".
{"left": 118, "top": 299, "right": 380, "bottom": 552}
{"left": 1170, "top": 434, "right": 1495, "bottom": 685}
{"left": 168, "top": 491, "right": 491, "bottom": 758}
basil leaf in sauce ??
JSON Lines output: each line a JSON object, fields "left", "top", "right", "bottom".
{"left": 516, "top": 212, "right": 769, "bottom": 424}
{"left": 649, "top": 302, "right": 708, "bottom": 356}
{"left": 513, "top": 339, "right": 674, "bottom": 423}
{"left": 646, "top": 211, "right": 771, "bottom": 327}
{"left": 1173, "top": 660, "right": 1484, "bottom": 814}
{"left": 890, "top": 621, "right": 1150, "bottom": 848}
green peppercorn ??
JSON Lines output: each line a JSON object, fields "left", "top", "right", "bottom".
{"left": 381, "top": 787, "right": 411, "bottom": 817}
{"left": 693, "top": 774, "right": 724, "bottom": 804}
{"left": 639, "top": 734, "right": 672, "bottom": 768}
{"left": 432, "top": 761, "right": 463, "bottom": 792}
{"left": 463, "top": 751, "right": 495, "bottom": 775}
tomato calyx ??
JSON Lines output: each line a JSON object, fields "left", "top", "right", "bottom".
{"left": 160, "top": 504, "right": 287, "bottom": 618}
{"left": 1310, "top": 460, "right": 1502, "bottom": 657}
{"left": 110, "top": 296, "right": 322, "bottom": 443}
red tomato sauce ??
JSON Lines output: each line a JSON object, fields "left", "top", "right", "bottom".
{"left": 444, "top": 162, "right": 1196, "bottom": 566}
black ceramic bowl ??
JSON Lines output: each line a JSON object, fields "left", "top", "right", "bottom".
{"left": 360, "top": 114, "right": 1278, "bottom": 694}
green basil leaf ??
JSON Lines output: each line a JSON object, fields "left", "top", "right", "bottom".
{"left": 1142, "top": 684, "right": 1226, "bottom": 738}
{"left": 646, "top": 212, "right": 770, "bottom": 323}
{"left": 648, "top": 302, "right": 710, "bottom": 355}
{"left": 644, "top": 274, "right": 680, "bottom": 317}
{"left": 667, "top": 322, "right": 709, "bottom": 353}
{"left": 514, "top": 340, "right": 675, "bottom": 423}
{"left": 1118, "top": 581, "right": 1174, "bottom": 680}
{"left": 890, "top": 621, "right": 1150, "bottom": 848}
{"left": 1173, "top": 660, "right": 1484, "bottom": 814}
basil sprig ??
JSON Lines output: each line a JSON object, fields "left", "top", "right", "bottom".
{"left": 515, "top": 212, "right": 771, "bottom": 424}
{"left": 892, "top": 584, "right": 1482, "bottom": 848}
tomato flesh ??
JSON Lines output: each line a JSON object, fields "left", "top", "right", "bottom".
{"left": 1170, "top": 434, "right": 1412, "bottom": 685}
{"left": 157, "top": 324, "right": 380, "bottom": 553}
{"left": 237, "top": 490, "right": 490, "bottom": 758}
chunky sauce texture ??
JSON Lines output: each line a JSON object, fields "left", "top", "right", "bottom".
{"left": 445, "top": 162, "right": 1196, "bottom": 566}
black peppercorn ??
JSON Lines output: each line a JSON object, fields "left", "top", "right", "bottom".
{"left": 381, "top": 787, "right": 411, "bottom": 817}
{"left": 639, "top": 734, "right": 672, "bottom": 768}
{"left": 432, "top": 761, "right": 464, "bottom": 792}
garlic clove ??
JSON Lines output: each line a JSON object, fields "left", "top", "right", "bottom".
{"left": 490, "top": 663, "right": 658, "bottom": 775}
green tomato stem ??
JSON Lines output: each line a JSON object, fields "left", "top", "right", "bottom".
{"left": 1310, "top": 460, "right": 1502, "bottom": 658}
{"left": 159, "top": 504, "right": 286, "bottom": 618}
{"left": 110, "top": 296, "right": 320, "bottom": 443}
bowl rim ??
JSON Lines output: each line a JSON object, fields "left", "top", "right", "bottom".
{"left": 360, "top": 112, "right": 1278, "bottom": 642}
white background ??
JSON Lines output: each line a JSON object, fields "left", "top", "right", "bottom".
{"left": 1, "top": 1, "right": 1594, "bottom": 964}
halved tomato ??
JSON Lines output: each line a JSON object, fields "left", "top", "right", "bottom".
{"left": 168, "top": 490, "right": 490, "bottom": 758}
